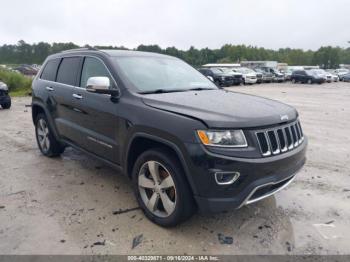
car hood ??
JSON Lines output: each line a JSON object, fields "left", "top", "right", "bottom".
{"left": 226, "top": 72, "right": 242, "bottom": 76}
{"left": 142, "top": 90, "right": 297, "bottom": 128}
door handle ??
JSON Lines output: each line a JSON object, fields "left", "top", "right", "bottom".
{"left": 46, "top": 86, "right": 54, "bottom": 91}
{"left": 73, "top": 94, "right": 83, "bottom": 99}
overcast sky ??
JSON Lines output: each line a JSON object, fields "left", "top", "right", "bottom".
{"left": 1, "top": 0, "right": 349, "bottom": 50}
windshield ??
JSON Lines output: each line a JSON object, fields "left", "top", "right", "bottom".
{"left": 219, "top": 68, "right": 234, "bottom": 73}
{"left": 210, "top": 68, "right": 223, "bottom": 74}
{"left": 306, "top": 70, "right": 317, "bottom": 76}
{"left": 112, "top": 56, "right": 217, "bottom": 93}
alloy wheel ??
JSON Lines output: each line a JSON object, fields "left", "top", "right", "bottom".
{"left": 138, "top": 161, "right": 177, "bottom": 218}
{"left": 37, "top": 118, "right": 50, "bottom": 153}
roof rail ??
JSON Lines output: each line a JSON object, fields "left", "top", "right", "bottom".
{"left": 60, "top": 47, "right": 99, "bottom": 53}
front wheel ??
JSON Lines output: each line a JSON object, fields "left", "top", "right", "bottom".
{"left": 35, "top": 113, "right": 65, "bottom": 157}
{"left": 132, "top": 149, "right": 196, "bottom": 227}
{"left": 1, "top": 101, "right": 11, "bottom": 109}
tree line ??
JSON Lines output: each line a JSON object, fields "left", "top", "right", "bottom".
{"left": 1, "top": 40, "right": 350, "bottom": 69}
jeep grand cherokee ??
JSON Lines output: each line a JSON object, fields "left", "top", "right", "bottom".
{"left": 31, "top": 48, "right": 307, "bottom": 227}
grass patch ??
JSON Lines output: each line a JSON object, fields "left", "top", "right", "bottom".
{"left": 0, "top": 69, "right": 32, "bottom": 97}
{"left": 10, "top": 88, "right": 32, "bottom": 97}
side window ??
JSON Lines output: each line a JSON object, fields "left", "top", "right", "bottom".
{"left": 41, "top": 59, "right": 60, "bottom": 81}
{"left": 56, "top": 57, "right": 81, "bottom": 86}
{"left": 80, "top": 57, "right": 112, "bottom": 88}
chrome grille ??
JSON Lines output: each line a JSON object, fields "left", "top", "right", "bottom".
{"left": 256, "top": 120, "right": 304, "bottom": 157}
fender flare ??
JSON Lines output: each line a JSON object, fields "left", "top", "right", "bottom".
{"left": 125, "top": 132, "right": 198, "bottom": 195}
{"left": 31, "top": 100, "right": 61, "bottom": 141}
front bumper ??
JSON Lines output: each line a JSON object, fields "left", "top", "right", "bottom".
{"left": 185, "top": 138, "right": 307, "bottom": 213}
{"left": 274, "top": 76, "right": 285, "bottom": 82}
{"left": 245, "top": 77, "right": 257, "bottom": 84}
{"left": 222, "top": 77, "right": 242, "bottom": 86}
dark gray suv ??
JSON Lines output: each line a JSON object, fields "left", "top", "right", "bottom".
{"left": 32, "top": 48, "right": 307, "bottom": 226}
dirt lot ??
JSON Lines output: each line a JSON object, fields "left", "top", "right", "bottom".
{"left": 0, "top": 82, "right": 350, "bottom": 255}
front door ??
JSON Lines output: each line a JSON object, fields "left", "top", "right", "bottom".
{"left": 70, "top": 56, "right": 120, "bottom": 163}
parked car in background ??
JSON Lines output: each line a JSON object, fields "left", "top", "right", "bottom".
{"left": 331, "top": 74, "right": 339, "bottom": 82}
{"left": 310, "top": 69, "right": 332, "bottom": 83}
{"left": 218, "top": 68, "right": 243, "bottom": 85}
{"left": 280, "top": 69, "right": 292, "bottom": 81}
{"left": 326, "top": 70, "right": 339, "bottom": 82}
{"left": 32, "top": 48, "right": 307, "bottom": 226}
{"left": 231, "top": 67, "right": 258, "bottom": 84}
{"left": 264, "top": 67, "right": 285, "bottom": 83}
{"left": 343, "top": 73, "right": 350, "bottom": 82}
{"left": 0, "top": 81, "right": 11, "bottom": 109}
{"left": 291, "top": 70, "right": 325, "bottom": 84}
{"left": 254, "top": 68, "right": 274, "bottom": 83}
{"left": 257, "top": 67, "right": 284, "bottom": 82}
{"left": 198, "top": 68, "right": 234, "bottom": 87}
{"left": 255, "top": 71, "right": 263, "bottom": 83}
{"left": 334, "top": 69, "right": 350, "bottom": 81}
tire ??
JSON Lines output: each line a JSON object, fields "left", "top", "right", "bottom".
{"left": 1, "top": 100, "right": 11, "bottom": 109}
{"left": 35, "top": 113, "right": 65, "bottom": 157}
{"left": 132, "top": 148, "right": 196, "bottom": 227}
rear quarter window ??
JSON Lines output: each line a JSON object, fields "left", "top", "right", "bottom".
{"left": 56, "top": 57, "right": 82, "bottom": 86}
{"left": 41, "top": 59, "right": 61, "bottom": 81}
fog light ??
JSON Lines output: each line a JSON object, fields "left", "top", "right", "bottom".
{"left": 215, "top": 172, "right": 240, "bottom": 185}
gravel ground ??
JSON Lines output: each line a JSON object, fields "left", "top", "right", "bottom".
{"left": 0, "top": 82, "right": 349, "bottom": 255}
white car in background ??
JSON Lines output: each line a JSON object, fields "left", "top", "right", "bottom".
{"left": 334, "top": 68, "right": 350, "bottom": 81}
{"left": 326, "top": 70, "right": 339, "bottom": 82}
{"left": 231, "top": 67, "right": 257, "bottom": 84}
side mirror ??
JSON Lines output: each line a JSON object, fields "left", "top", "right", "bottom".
{"left": 86, "top": 77, "right": 119, "bottom": 97}
{"left": 207, "top": 76, "right": 214, "bottom": 82}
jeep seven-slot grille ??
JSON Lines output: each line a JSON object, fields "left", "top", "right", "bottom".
{"left": 256, "top": 120, "right": 304, "bottom": 157}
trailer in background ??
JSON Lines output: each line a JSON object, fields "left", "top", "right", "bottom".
{"left": 202, "top": 63, "right": 240, "bottom": 68}
{"left": 240, "top": 61, "right": 278, "bottom": 69}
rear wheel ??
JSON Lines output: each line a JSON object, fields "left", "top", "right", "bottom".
{"left": 35, "top": 113, "right": 65, "bottom": 157}
{"left": 132, "top": 149, "right": 195, "bottom": 227}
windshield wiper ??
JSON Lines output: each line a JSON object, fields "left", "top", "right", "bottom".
{"left": 139, "top": 87, "right": 216, "bottom": 94}
{"left": 139, "top": 89, "right": 186, "bottom": 94}
{"left": 186, "top": 87, "right": 216, "bottom": 91}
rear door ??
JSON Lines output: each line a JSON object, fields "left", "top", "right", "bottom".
{"left": 53, "top": 56, "right": 84, "bottom": 142}
{"left": 69, "top": 56, "right": 120, "bottom": 163}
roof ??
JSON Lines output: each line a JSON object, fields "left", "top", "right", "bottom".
{"left": 101, "top": 49, "right": 173, "bottom": 58}
{"left": 52, "top": 48, "right": 174, "bottom": 59}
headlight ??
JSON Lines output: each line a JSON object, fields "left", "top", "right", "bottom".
{"left": 197, "top": 130, "right": 247, "bottom": 147}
